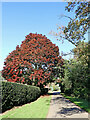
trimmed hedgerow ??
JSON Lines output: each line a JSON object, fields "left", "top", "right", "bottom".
{"left": 2, "top": 81, "right": 41, "bottom": 112}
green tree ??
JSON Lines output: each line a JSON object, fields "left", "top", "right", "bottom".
{"left": 72, "top": 41, "right": 89, "bottom": 64}
{"left": 63, "top": 2, "right": 89, "bottom": 46}
{"left": 50, "top": 1, "right": 89, "bottom": 46}
{"left": 62, "top": 42, "right": 89, "bottom": 99}
{"left": 62, "top": 59, "right": 88, "bottom": 99}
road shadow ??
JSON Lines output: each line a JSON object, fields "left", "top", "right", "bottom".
{"left": 57, "top": 107, "right": 85, "bottom": 116}
{"left": 49, "top": 92, "right": 85, "bottom": 116}
{"left": 52, "top": 96, "right": 72, "bottom": 105}
{"left": 48, "top": 91, "right": 60, "bottom": 95}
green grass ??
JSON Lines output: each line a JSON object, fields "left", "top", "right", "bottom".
{"left": 61, "top": 93, "right": 90, "bottom": 113}
{"left": 1, "top": 95, "right": 51, "bottom": 118}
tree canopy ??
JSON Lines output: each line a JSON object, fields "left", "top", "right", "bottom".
{"left": 60, "top": 41, "right": 89, "bottom": 99}
{"left": 72, "top": 41, "right": 89, "bottom": 64}
{"left": 50, "top": 1, "right": 89, "bottom": 46}
{"left": 2, "top": 33, "right": 63, "bottom": 86}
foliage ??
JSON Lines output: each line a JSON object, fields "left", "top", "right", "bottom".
{"left": 62, "top": 58, "right": 88, "bottom": 100}
{"left": 50, "top": 2, "right": 89, "bottom": 46}
{"left": 2, "top": 33, "right": 63, "bottom": 86}
{"left": 61, "top": 41, "right": 89, "bottom": 100}
{"left": 40, "top": 88, "right": 48, "bottom": 95}
{"left": 1, "top": 96, "right": 51, "bottom": 118}
{"left": 72, "top": 41, "right": 89, "bottom": 65}
{"left": 2, "top": 81, "right": 41, "bottom": 112}
{"left": 63, "top": 2, "right": 89, "bottom": 46}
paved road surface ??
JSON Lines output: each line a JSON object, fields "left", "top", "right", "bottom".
{"left": 47, "top": 92, "right": 89, "bottom": 119}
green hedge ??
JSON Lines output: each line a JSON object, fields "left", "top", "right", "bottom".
{"left": 2, "top": 81, "right": 41, "bottom": 112}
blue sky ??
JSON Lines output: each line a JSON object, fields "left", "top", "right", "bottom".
{"left": 0, "top": 2, "right": 80, "bottom": 70}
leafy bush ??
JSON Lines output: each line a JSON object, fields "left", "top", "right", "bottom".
{"left": 2, "top": 81, "right": 41, "bottom": 112}
{"left": 62, "top": 59, "right": 88, "bottom": 100}
{"left": 40, "top": 88, "right": 48, "bottom": 95}
{"left": 64, "top": 89, "right": 72, "bottom": 96}
{"left": 39, "top": 84, "right": 48, "bottom": 95}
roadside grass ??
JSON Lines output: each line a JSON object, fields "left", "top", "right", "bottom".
{"left": 61, "top": 93, "right": 90, "bottom": 113}
{"left": 1, "top": 95, "right": 51, "bottom": 118}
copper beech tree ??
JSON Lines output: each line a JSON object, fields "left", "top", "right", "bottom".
{"left": 2, "top": 33, "right": 63, "bottom": 86}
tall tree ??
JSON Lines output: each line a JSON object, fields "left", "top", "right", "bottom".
{"left": 61, "top": 41, "right": 89, "bottom": 99}
{"left": 50, "top": 1, "right": 89, "bottom": 46}
{"left": 72, "top": 41, "right": 89, "bottom": 64}
{"left": 2, "top": 33, "right": 63, "bottom": 86}
{"left": 62, "top": 58, "right": 88, "bottom": 99}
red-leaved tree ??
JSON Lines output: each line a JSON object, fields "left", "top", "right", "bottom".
{"left": 2, "top": 33, "right": 63, "bottom": 86}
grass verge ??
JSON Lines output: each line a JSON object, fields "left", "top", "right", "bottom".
{"left": 0, "top": 95, "right": 51, "bottom": 118}
{"left": 61, "top": 93, "right": 90, "bottom": 113}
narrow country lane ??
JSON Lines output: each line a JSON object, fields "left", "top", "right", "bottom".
{"left": 47, "top": 92, "right": 89, "bottom": 119}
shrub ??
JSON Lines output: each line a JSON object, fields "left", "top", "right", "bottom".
{"left": 62, "top": 59, "right": 88, "bottom": 100}
{"left": 64, "top": 89, "right": 72, "bottom": 96}
{"left": 38, "top": 84, "right": 48, "bottom": 95}
{"left": 40, "top": 88, "right": 48, "bottom": 95}
{"left": 2, "top": 81, "right": 41, "bottom": 112}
